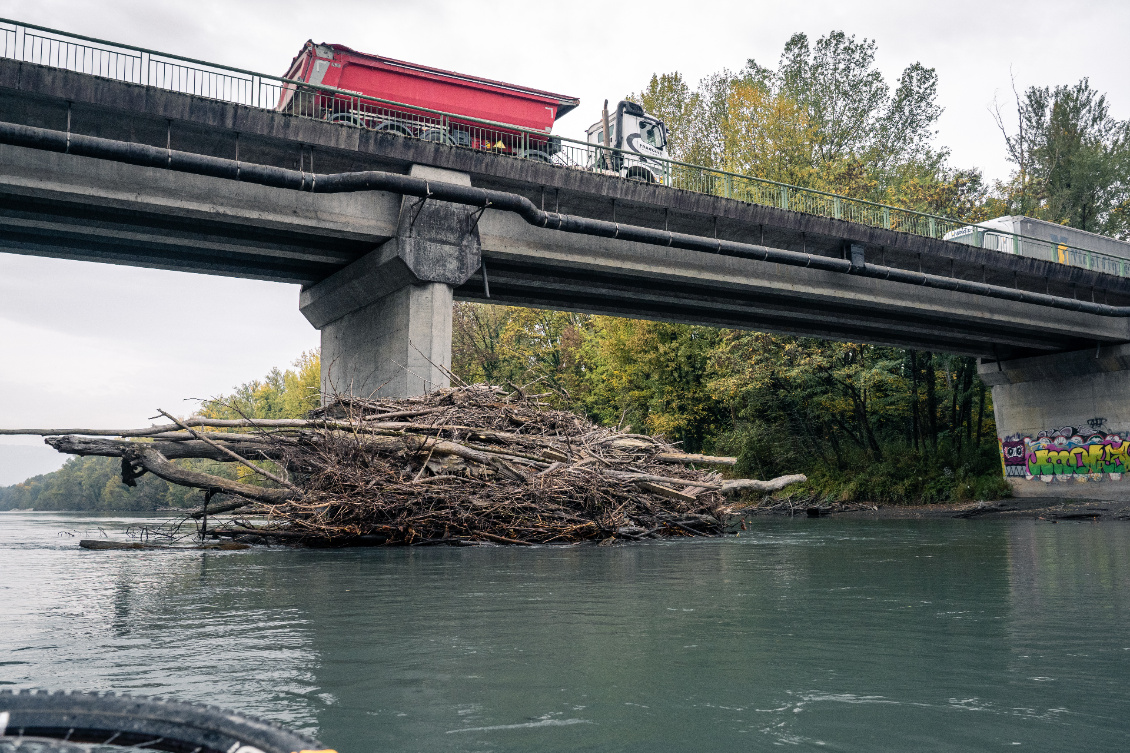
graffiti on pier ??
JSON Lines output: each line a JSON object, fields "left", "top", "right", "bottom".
{"left": 1000, "top": 426, "right": 1129, "bottom": 482}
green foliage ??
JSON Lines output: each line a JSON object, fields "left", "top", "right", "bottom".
{"left": 577, "top": 319, "right": 726, "bottom": 453}
{"left": 631, "top": 30, "right": 951, "bottom": 205}
{"left": 779, "top": 443, "right": 1012, "bottom": 505}
{"left": 451, "top": 303, "right": 589, "bottom": 398}
{"left": 451, "top": 306, "right": 1008, "bottom": 503}
{"left": 707, "top": 335, "right": 1006, "bottom": 503}
{"left": 996, "top": 78, "right": 1130, "bottom": 237}
{"left": 0, "top": 351, "right": 321, "bottom": 511}
{"left": 199, "top": 350, "right": 320, "bottom": 420}
{"left": 452, "top": 307, "right": 726, "bottom": 453}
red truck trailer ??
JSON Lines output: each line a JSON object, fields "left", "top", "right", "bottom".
{"left": 278, "top": 41, "right": 578, "bottom": 160}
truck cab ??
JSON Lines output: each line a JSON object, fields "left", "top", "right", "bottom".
{"left": 586, "top": 100, "right": 670, "bottom": 183}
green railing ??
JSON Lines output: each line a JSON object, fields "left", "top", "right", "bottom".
{"left": 1, "top": 17, "right": 1128, "bottom": 279}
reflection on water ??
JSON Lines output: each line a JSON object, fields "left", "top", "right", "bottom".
{"left": 2, "top": 513, "right": 1128, "bottom": 751}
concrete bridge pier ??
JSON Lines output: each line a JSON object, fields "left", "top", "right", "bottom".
{"left": 299, "top": 166, "right": 479, "bottom": 400}
{"left": 979, "top": 343, "right": 1130, "bottom": 499}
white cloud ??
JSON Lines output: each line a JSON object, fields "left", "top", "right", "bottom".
{"left": 0, "top": 255, "right": 318, "bottom": 430}
{"left": 0, "top": 316, "right": 170, "bottom": 398}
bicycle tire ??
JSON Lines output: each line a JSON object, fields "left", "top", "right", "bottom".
{"left": 0, "top": 691, "right": 327, "bottom": 753}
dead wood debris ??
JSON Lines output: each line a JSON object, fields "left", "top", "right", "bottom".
{"left": 16, "top": 385, "right": 806, "bottom": 545}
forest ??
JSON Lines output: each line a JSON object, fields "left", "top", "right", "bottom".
{"left": 2, "top": 31, "right": 1127, "bottom": 512}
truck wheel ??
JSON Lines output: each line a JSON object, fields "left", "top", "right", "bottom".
{"left": 420, "top": 127, "right": 452, "bottom": 145}
{"left": 448, "top": 130, "right": 473, "bottom": 148}
{"left": 374, "top": 121, "right": 414, "bottom": 137}
{"left": 519, "top": 149, "right": 553, "bottom": 163}
{"left": 625, "top": 166, "right": 656, "bottom": 183}
{"left": 0, "top": 690, "right": 325, "bottom": 753}
{"left": 328, "top": 112, "right": 363, "bottom": 128}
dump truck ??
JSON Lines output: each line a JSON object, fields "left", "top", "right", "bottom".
{"left": 278, "top": 41, "right": 579, "bottom": 161}
{"left": 586, "top": 99, "right": 671, "bottom": 183}
{"left": 943, "top": 215, "right": 1130, "bottom": 276}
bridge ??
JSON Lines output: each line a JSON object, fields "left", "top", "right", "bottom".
{"left": 0, "top": 19, "right": 1128, "bottom": 498}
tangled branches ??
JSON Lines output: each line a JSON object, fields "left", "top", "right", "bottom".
{"left": 13, "top": 386, "right": 805, "bottom": 545}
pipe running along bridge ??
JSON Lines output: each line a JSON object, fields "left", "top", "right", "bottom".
{"left": 0, "top": 19, "right": 1128, "bottom": 498}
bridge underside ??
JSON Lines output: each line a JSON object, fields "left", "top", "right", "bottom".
{"left": 1, "top": 143, "right": 1126, "bottom": 363}
{"left": 458, "top": 248, "right": 1095, "bottom": 357}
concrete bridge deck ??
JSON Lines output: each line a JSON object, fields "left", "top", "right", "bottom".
{"left": 1, "top": 57, "right": 1128, "bottom": 361}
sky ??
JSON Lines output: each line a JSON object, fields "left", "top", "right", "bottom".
{"left": 0, "top": 0, "right": 1128, "bottom": 484}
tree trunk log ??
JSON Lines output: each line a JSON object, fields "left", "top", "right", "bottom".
{"left": 719, "top": 474, "right": 807, "bottom": 495}
{"left": 655, "top": 452, "right": 737, "bottom": 465}
{"left": 45, "top": 436, "right": 293, "bottom": 504}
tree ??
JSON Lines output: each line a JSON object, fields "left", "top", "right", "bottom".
{"left": 886, "top": 167, "right": 1006, "bottom": 222}
{"left": 722, "top": 76, "right": 821, "bottom": 187}
{"left": 200, "top": 350, "right": 320, "bottom": 420}
{"left": 580, "top": 318, "right": 726, "bottom": 452}
{"left": 451, "top": 303, "right": 588, "bottom": 398}
{"left": 995, "top": 78, "right": 1130, "bottom": 236}
{"left": 451, "top": 301, "right": 517, "bottom": 385}
{"left": 632, "top": 31, "right": 947, "bottom": 204}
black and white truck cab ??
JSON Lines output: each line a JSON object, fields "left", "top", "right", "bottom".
{"left": 586, "top": 100, "right": 671, "bottom": 184}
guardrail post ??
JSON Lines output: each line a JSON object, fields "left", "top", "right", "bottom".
{"left": 882, "top": 207, "right": 890, "bottom": 230}
{"left": 724, "top": 174, "right": 732, "bottom": 199}
{"left": 833, "top": 197, "right": 841, "bottom": 220}
{"left": 928, "top": 217, "right": 936, "bottom": 238}
{"left": 780, "top": 186, "right": 789, "bottom": 210}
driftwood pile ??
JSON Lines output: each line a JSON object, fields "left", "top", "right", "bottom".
{"left": 6, "top": 386, "right": 805, "bottom": 545}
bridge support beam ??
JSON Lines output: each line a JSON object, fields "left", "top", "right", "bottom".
{"left": 979, "top": 343, "right": 1130, "bottom": 499}
{"left": 299, "top": 166, "right": 480, "bottom": 400}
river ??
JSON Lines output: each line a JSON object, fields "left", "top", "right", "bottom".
{"left": 1, "top": 512, "right": 1127, "bottom": 751}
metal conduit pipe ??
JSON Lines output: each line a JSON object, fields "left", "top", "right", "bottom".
{"left": 2, "top": 120, "right": 1128, "bottom": 319}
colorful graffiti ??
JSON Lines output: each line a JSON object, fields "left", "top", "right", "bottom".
{"left": 1000, "top": 426, "right": 1130, "bottom": 482}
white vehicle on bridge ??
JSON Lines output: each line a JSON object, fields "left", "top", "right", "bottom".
{"left": 944, "top": 216, "right": 1130, "bottom": 276}
{"left": 586, "top": 100, "right": 671, "bottom": 184}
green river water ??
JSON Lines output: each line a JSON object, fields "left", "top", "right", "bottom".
{"left": 1, "top": 512, "right": 1128, "bottom": 751}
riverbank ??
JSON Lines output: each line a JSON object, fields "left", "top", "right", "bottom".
{"left": 746, "top": 497, "right": 1130, "bottom": 521}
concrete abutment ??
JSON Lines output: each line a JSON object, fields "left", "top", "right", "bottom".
{"left": 299, "top": 165, "right": 479, "bottom": 399}
{"left": 980, "top": 343, "right": 1130, "bottom": 499}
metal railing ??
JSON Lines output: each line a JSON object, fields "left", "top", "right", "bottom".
{"left": 2, "top": 16, "right": 1128, "bottom": 279}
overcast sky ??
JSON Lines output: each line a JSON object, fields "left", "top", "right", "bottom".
{"left": 1, "top": 0, "right": 1128, "bottom": 484}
